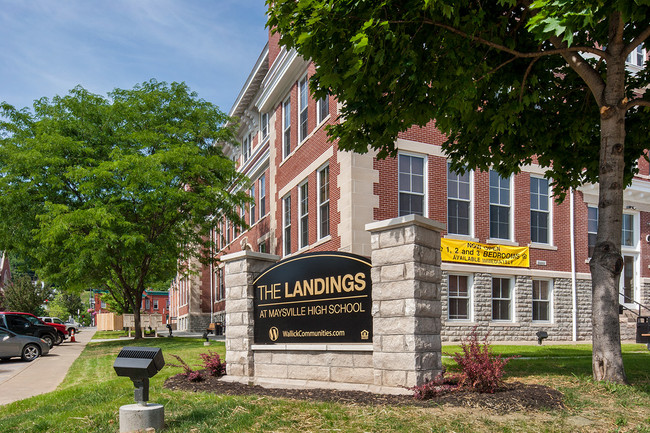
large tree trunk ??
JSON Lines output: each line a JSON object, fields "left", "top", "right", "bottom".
{"left": 589, "top": 47, "right": 627, "bottom": 383}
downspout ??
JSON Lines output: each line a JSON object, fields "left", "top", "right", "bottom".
{"left": 570, "top": 188, "right": 578, "bottom": 341}
{"left": 210, "top": 228, "right": 214, "bottom": 324}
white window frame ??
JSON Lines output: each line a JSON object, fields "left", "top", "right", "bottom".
{"left": 298, "top": 75, "right": 309, "bottom": 143}
{"left": 298, "top": 180, "right": 309, "bottom": 249}
{"left": 447, "top": 163, "right": 473, "bottom": 237}
{"left": 626, "top": 44, "right": 646, "bottom": 67}
{"left": 447, "top": 274, "right": 473, "bottom": 321}
{"left": 242, "top": 133, "right": 251, "bottom": 162}
{"left": 250, "top": 184, "right": 256, "bottom": 226}
{"left": 532, "top": 279, "right": 553, "bottom": 323}
{"left": 491, "top": 276, "right": 514, "bottom": 322}
{"left": 489, "top": 170, "right": 513, "bottom": 241}
{"left": 283, "top": 194, "right": 292, "bottom": 256}
{"left": 282, "top": 97, "right": 291, "bottom": 159}
{"left": 317, "top": 94, "right": 329, "bottom": 124}
{"left": 620, "top": 211, "right": 640, "bottom": 305}
{"left": 530, "top": 176, "right": 552, "bottom": 245}
{"left": 153, "top": 299, "right": 159, "bottom": 310}
{"left": 259, "top": 174, "right": 266, "bottom": 219}
{"left": 398, "top": 152, "right": 427, "bottom": 217}
{"left": 317, "top": 164, "right": 330, "bottom": 239}
{"left": 260, "top": 112, "right": 269, "bottom": 142}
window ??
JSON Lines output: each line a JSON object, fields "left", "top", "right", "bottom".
{"left": 627, "top": 45, "right": 645, "bottom": 67}
{"left": 489, "top": 170, "right": 511, "bottom": 239}
{"left": 260, "top": 112, "right": 269, "bottom": 141}
{"left": 447, "top": 163, "right": 471, "bottom": 235}
{"left": 318, "top": 165, "right": 330, "bottom": 238}
{"left": 621, "top": 255, "right": 636, "bottom": 304}
{"left": 532, "top": 280, "right": 551, "bottom": 322}
{"left": 283, "top": 98, "right": 291, "bottom": 158}
{"left": 299, "top": 76, "right": 309, "bottom": 142}
{"left": 587, "top": 206, "right": 598, "bottom": 257}
{"left": 299, "top": 181, "right": 309, "bottom": 249}
{"left": 145, "top": 298, "right": 150, "bottom": 310}
{"left": 154, "top": 300, "right": 159, "bottom": 310}
{"left": 622, "top": 213, "right": 634, "bottom": 247}
{"left": 258, "top": 241, "right": 267, "bottom": 253}
{"left": 250, "top": 185, "right": 256, "bottom": 225}
{"left": 317, "top": 94, "right": 329, "bottom": 124}
{"left": 259, "top": 175, "right": 266, "bottom": 217}
{"left": 101, "top": 300, "right": 107, "bottom": 309}
{"left": 226, "top": 221, "right": 231, "bottom": 245}
{"left": 448, "top": 275, "right": 470, "bottom": 320}
{"left": 283, "top": 194, "right": 292, "bottom": 256}
{"left": 398, "top": 154, "right": 425, "bottom": 216}
{"left": 530, "top": 177, "right": 550, "bottom": 244}
{"left": 492, "top": 277, "right": 512, "bottom": 321}
{"left": 242, "top": 133, "right": 251, "bottom": 162}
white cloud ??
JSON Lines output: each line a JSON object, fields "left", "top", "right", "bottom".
{"left": 0, "top": 0, "right": 268, "bottom": 110}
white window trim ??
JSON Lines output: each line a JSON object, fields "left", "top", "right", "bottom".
{"left": 530, "top": 175, "right": 553, "bottom": 246}
{"left": 298, "top": 180, "right": 309, "bottom": 250}
{"left": 249, "top": 184, "right": 256, "bottom": 226}
{"left": 317, "top": 164, "right": 330, "bottom": 239}
{"left": 532, "top": 279, "right": 553, "bottom": 323}
{"left": 317, "top": 95, "right": 330, "bottom": 126}
{"left": 259, "top": 175, "right": 267, "bottom": 220}
{"left": 621, "top": 211, "right": 640, "bottom": 252}
{"left": 282, "top": 97, "right": 291, "bottom": 160}
{"left": 260, "top": 111, "right": 269, "bottom": 144}
{"left": 298, "top": 74, "right": 309, "bottom": 144}
{"left": 491, "top": 276, "right": 515, "bottom": 322}
{"left": 447, "top": 164, "right": 474, "bottom": 238}
{"left": 283, "top": 194, "right": 292, "bottom": 256}
{"left": 488, "top": 171, "right": 514, "bottom": 242}
{"left": 398, "top": 151, "right": 428, "bottom": 218}
{"left": 447, "top": 273, "right": 473, "bottom": 322}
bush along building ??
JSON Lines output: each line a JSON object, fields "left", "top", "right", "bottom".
{"left": 170, "top": 29, "right": 650, "bottom": 341}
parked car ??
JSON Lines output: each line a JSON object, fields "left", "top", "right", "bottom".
{"left": 17, "top": 313, "right": 67, "bottom": 345}
{"left": 0, "top": 326, "right": 50, "bottom": 361}
{"left": 0, "top": 313, "right": 58, "bottom": 348}
{"left": 63, "top": 319, "right": 82, "bottom": 335}
{"left": 40, "top": 316, "right": 76, "bottom": 339}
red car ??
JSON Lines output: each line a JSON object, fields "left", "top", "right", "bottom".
{"left": 10, "top": 312, "right": 68, "bottom": 345}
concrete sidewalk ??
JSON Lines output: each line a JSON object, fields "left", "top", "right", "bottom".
{"left": 0, "top": 327, "right": 96, "bottom": 406}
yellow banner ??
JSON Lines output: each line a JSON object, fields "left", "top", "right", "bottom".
{"left": 441, "top": 239, "right": 529, "bottom": 268}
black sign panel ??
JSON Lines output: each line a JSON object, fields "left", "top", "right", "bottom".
{"left": 253, "top": 251, "right": 372, "bottom": 344}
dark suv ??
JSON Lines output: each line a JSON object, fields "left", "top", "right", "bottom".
{"left": 0, "top": 312, "right": 57, "bottom": 348}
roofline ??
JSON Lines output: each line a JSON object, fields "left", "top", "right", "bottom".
{"left": 228, "top": 43, "right": 270, "bottom": 120}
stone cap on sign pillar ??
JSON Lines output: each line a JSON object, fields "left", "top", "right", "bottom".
{"left": 366, "top": 214, "right": 445, "bottom": 234}
{"left": 220, "top": 250, "right": 281, "bottom": 264}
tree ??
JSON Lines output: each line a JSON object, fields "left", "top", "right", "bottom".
{"left": 0, "top": 80, "right": 248, "bottom": 339}
{"left": 1, "top": 273, "right": 54, "bottom": 316}
{"left": 267, "top": 1, "right": 650, "bottom": 383}
{"left": 48, "top": 292, "right": 85, "bottom": 319}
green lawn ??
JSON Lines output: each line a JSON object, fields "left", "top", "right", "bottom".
{"left": 0, "top": 338, "right": 648, "bottom": 432}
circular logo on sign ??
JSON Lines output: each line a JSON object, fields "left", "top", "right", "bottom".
{"left": 269, "top": 327, "right": 279, "bottom": 341}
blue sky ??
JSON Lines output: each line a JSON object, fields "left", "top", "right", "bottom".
{"left": 0, "top": 0, "right": 268, "bottom": 114}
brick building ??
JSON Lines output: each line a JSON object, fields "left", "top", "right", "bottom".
{"left": 91, "top": 290, "right": 170, "bottom": 324}
{"left": 170, "top": 29, "right": 649, "bottom": 340}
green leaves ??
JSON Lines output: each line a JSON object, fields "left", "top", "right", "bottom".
{"left": 267, "top": 0, "right": 649, "bottom": 195}
{"left": 0, "top": 80, "right": 247, "bottom": 309}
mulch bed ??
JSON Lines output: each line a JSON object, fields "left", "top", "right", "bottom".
{"left": 164, "top": 372, "right": 564, "bottom": 413}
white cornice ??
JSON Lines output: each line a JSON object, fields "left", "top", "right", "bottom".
{"left": 256, "top": 48, "right": 310, "bottom": 113}
{"left": 229, "top": 44, "right": 270, "bottom": 120}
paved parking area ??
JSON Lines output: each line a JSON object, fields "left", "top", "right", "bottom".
{"left": 0, "top": 327, "right": 96, "bottom": 406}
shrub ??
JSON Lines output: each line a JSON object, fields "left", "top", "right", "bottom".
{"left": 169, "top": 354, "right": 204, "bottom": 382}
{"left": 411, "top": 367, "right": 461, "bottom": 400}
{"left": 452, "top": 328, "right": 516, "bottom": 393}
{"left": 199, "top": 350, "right": 227, "bottom": 377}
